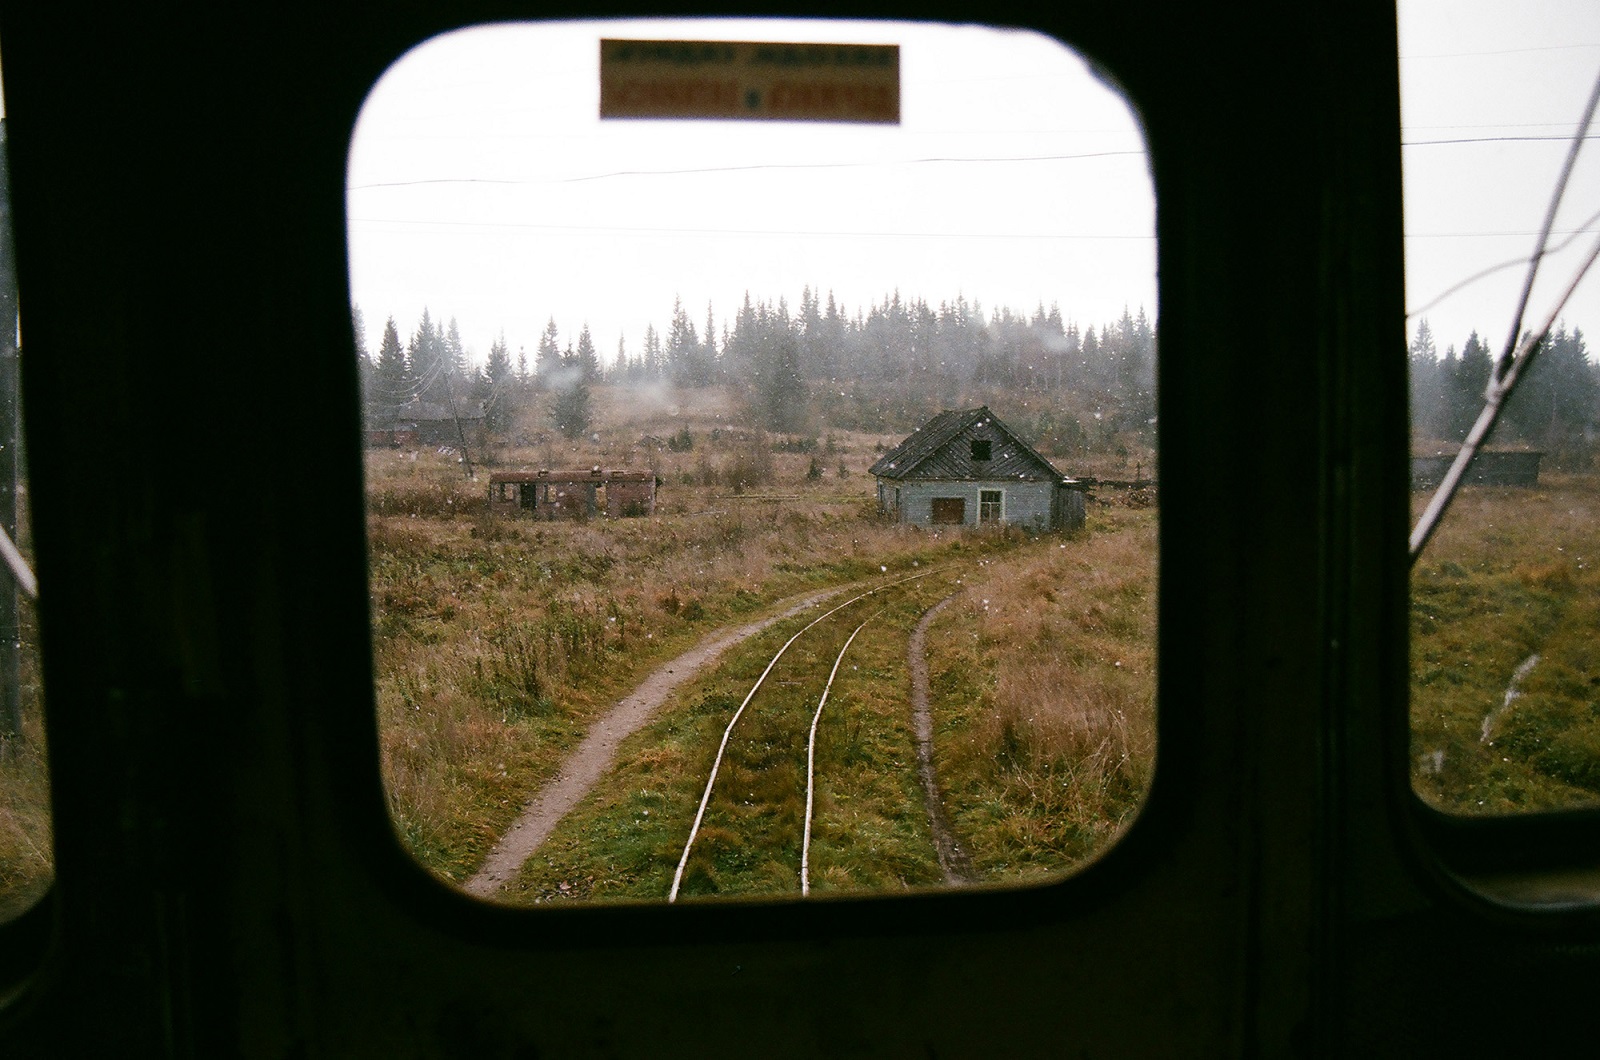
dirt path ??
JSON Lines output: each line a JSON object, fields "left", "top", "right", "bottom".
{"left": 909, "top": 593, "right": 975, "bottom": 885}
{"left": 463, "top": 587, "right": 842, "bottom": 899}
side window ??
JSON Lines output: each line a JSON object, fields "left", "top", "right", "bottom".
{"left": 0, "top": 84, "right": 50, "bottom": 922}
{"left": 350, "top": 20, "right": 1157, "bottom": 904}
{"left": 1402, "top": 2, "right": 1600, "bottom": 817}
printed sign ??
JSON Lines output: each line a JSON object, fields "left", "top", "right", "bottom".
{"left": 600, "top": 40, "right": 900, "bottom": 124}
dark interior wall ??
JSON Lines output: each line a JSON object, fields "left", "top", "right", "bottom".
{"left": 0, "top": 2, "right": 1594, "bottom": 1057}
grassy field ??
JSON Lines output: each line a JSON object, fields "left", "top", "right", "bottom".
{"left": 369, "top": 402, "right": 1055, "bottom": 884}
{"left": 369, "top": 386, "right": 1162, "bottom": 898}
{"left": 490, "top": 507, "right": 1156, "bottom": 904}
{"left": 924, "top": 505, "right": 1157, "bottom": 881}
{"left": 1411, "top": 471, "right": 1600, "bottom": 815}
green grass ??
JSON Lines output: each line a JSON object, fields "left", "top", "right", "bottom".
{"left": 1411, "top": 473, "right": 1600, "bottom": 815}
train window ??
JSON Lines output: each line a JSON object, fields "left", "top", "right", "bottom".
{"left": 0, "top": 67, "right": 50, "bottom": 923}
{"left": 348, "top": 19, "right": 1157, "bottom": 903}
{"left": 1402, "top": 1, "right": 1600, "bottom": 820}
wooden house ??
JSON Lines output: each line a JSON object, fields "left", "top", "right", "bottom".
{"left": 869, "top": 406, "right": 1085, "bottom": 531}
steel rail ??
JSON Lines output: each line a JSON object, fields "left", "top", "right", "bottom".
{"left": 668, "top": 568, "right": 939, "bottom": 902}
{"left": 800, "top": 612, "right": 878, "bottom": 897}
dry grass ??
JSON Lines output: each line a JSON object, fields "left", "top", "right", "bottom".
{"left": 368, "top": 432, "right": 1009, "bottom": 883}
{"left": 927, "top": 504, "right": 1157, "bottom": 880}
{"left": 0, "top": 598, "right": 50, "bottom": 922}
{"left": 369, "top": 383, "right": 1158, "bottom": 889}
{"left": 1411, "top": 472, "right": 1600, "bottom": 814}
{"left": 498, "top": 572, "right": 973, "bottom": 904}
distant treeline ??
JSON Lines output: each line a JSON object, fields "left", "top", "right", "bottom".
{"left": 355, "top": 288, "right": 1158, "bottom": 444}
{"left": 1408, "top": 319, "right": 1596, "bottom": 465}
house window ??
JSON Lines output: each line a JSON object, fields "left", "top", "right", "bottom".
{"left": 979, "top": 489, "right": 1002, "bottom": 524}
{"left": 931, "top": 497, "right": 966, "bottom": 524}
{"left": 971, "top": 440, "right": 992, "bottom": 461}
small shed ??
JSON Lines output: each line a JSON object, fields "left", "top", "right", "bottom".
{"left": 366, "top": 398, "right": 486, "bottom": 449}
{"left": 488, "top": 468, "right": 656, "bottom": 520}
{"left": 869, "top": 406, "right": 1085, "bottom": 531}
{"left": 1410, "top": 448, "right": 1542, "bottom": 490}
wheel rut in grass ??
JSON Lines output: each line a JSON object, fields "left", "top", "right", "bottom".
{"left": 463, "top": 586, "right": 843, "bottom": 899}
{"left": 910, "top": 592, "right": 975, "bottom": 885}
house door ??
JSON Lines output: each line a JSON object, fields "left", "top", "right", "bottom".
{"left": 931, "top": 497, "right": 965, "bottom": 525}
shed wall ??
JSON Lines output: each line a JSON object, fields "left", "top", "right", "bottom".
{"left": 1410, "top": 451, "right": 1542, "bottom": 489}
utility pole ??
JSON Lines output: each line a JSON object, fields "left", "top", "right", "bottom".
{"left": 445, "top": 368, "right": 475, "bottom": 480}
{"left": 0, "top": 118, "right": 22, "bottom": 754}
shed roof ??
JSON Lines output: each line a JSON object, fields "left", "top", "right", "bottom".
{"left": 868, "top": 406, "right": 1065, "bottom": 483}
{"left": 489, "top": 469, "right": 653, "bottom": 484}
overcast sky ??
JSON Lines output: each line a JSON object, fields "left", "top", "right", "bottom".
{"left": 346, "top": 6, "right": 1600, "bottom": 368}
{"left": 1399, "top": 0, "right": 1600, "bottom": 354}
{"left": 345, "top": 19, "right": 1155, "bottom": 366}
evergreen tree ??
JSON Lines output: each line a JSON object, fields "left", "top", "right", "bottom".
{"left": 575, "top": 323, "right": 601, "bottom": 383}
{"left": 1449, "top": 330, "right": 1493, "bottom": 439}
{"left": 374, "top": 315, "right": 410, "bottom": 410}
{"left": 353, "top": 305, "right": 374, "bottom": 404}
{"left": 1505, "top": 323, "right": 1596, "bottom": 454}
{"left": 703, "top": 302, "right": 719, "bottom": 378}
{"left": 642, "top": 323, "right": 663, "bottom": 379}
{"left": 1080, "top": 325, "right": 1101, "bottom": 391}
{"left": 484, "top": 331, "right": 514, "bottom": 432}
{"left": 536, "top": 318, "right": 562, "bottom": 384}
{"left": 550, "top": 379, "right": 592, "bottom": 440}
{"left": 1408, "top": 318, "right": 1446, "bottom": 442}
{"left": 668, "top": 296, "right": 704, "bottom": 386}
{"left": 444, "top": 317, "right": 467, "bottom": 378}
{"left": 409, "top": 307, "right": 444, "bottom": 401}
{"left": 819, "top": 289, "right": 846, "bottom": 381}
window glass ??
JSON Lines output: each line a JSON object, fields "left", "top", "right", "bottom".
{"left": 0, "top": 63, "right": 51, "bottom": 922}
{"left": 349, "top": 19, "right": 1157, "bottom": 902}
{"left": 1402, "top": 1, "right": 1600, "bottom": 815}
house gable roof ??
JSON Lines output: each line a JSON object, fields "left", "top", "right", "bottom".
{"left": 868, "top": 406, "right": 1064, "bottom": 482}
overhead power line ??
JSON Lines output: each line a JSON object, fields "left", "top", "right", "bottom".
{"left": 347, "top": 150, "right": 1146, "bottom": 191}
{"left": 1401, "top": 42, "right": 1600, "bottom": 60}
{"left": 1403, "top": 133, "right": 1600, "bottom": 146}
{"left": 1406, "top": 205, "right": 1600, "bottom": 318}
{"left": 1409, "top": 64, "right": 1600, "bottom": 564}
{"left": 347, "top": 216, "right": 1154, "bottom": 240}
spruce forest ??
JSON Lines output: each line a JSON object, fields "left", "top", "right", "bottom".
{"left": 355, "top": 288, "right": 1159, "bottom": 456}
{"left": 1407, "top": 317, "right": 1597, "bottom": 461}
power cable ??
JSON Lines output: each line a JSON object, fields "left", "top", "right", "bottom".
{"left": 1409, "top": 64, "right": 1600, "bottom": 564}
{"left": 346, "top": 150, "right": 1146, "bottom": 191}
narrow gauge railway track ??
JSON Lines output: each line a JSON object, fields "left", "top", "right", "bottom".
{"left": 669, "top": 568, "right": 956, "bottom": 902}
